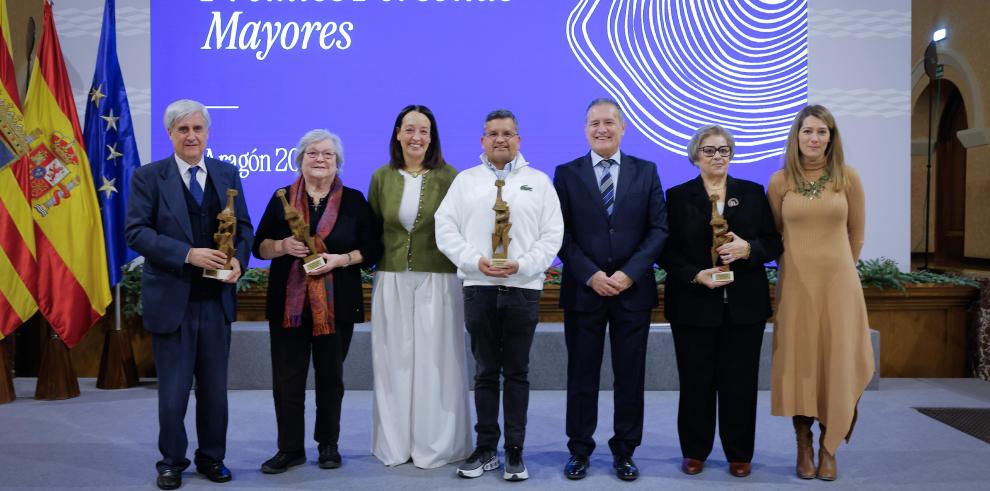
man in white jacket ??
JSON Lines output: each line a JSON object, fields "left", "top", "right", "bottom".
{"left": 435, "top": 109, "right": 563, "bottom": 482}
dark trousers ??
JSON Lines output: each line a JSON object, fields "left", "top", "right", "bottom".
{"left": 463, "top": 285, "right": 540, "bottom": 450}
{"left": 269, "top": 316, "right": 354, "bottom": 452}
{"left": 670, "top": 306, "right": 765, "bottom": 462}
{"left": 564, "top": 305, "right": 651, "bottom": 458}
{"left": 151, "top": 299, "right": 231, "bottom": 472}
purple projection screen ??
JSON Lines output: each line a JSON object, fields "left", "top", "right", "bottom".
{"left": 151, "top": 0, "right": 808, "bottom": 247}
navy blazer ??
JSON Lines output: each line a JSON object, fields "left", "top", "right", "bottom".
{"left": 125, "top": 156, "right": 254, "bottom": 334}
{"left": 553, "top": 152, "right": 669, "bottom": 312}
{"left": 658, "top": 175, "right": 782, "bottom": 326}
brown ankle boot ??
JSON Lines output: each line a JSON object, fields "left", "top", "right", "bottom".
{"left": 817, "top": 423, "right": 837, "bottom": 481}
{"left": 792, "top": 416, "right": 815, "bottom": 479}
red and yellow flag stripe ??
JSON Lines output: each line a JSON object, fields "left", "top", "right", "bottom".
{"left": 0, "top": 0, "right": 36, "bottom": 338}
{"left": 20, "top": 1, "right": 110, "bottom": 346}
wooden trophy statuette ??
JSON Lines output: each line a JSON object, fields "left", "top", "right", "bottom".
{"left": 491, "top": 179, "right": 512, "bottom": 268}
{"left": 710, "top": 194, "right": 734, "bottom": 282}
{"left": 276, "top": 189, "right": 326, "bottom": 273}
{"left": 204, "top": 189, "right": 238, "bottom": 280}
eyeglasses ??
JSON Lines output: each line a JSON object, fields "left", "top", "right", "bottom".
{"left": 304, "top": 151, "right": 336, "bottom": 160}
{"left": 700, "top": 146, "right": 732, "bottom": 157}
{"left": 484, "top": 131, "right": 518, "bottom": 140}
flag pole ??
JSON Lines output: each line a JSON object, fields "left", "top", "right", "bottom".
{"left": 114, "top": 283, "right": 122, "bottom": 331}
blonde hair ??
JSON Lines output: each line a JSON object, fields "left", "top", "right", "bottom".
{"left": 783, "top": 104, "right": 848, "bottom": 192}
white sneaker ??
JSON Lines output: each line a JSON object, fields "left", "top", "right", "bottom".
{"left": 503, "top": 446, "right": 528, "bottom": 481}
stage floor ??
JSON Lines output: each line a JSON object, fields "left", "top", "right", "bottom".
{"left": 2, "top": 378, "right": 988, "bottom": 490}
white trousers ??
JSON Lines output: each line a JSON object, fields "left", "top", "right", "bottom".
{"left": 371, "top": 271, "right": 473, "bottom": 468}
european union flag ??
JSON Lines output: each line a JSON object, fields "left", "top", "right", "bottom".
{"left": 84, "top": 0, "right": 140, "bottom": 288}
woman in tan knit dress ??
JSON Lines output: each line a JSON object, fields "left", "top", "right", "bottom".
{"left": 767, "top": 105, "right": 875, "bottom": 481}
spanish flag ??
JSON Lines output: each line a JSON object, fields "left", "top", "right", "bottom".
{"left": 0, "top": 0, "right": 36, "bottom": 339}
{"left": 21, "top": 1, "right": 111, "bottom": 347}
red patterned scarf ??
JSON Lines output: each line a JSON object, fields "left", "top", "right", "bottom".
{"left": 283, "top": 175, "right": 343, "bottom": 335}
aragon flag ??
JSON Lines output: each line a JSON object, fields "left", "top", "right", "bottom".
{"left": 21, "top": 0, "right": 111, "bottom": 347}
{"left": 0, "top": 0, "right": 37, "bottom": 339}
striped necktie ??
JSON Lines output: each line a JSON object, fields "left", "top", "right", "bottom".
{"left": 598, "top": 159, "right": 615, "bottom": 216}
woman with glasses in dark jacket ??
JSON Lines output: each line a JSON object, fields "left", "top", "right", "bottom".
{"left": 659, "top": 124, "right": 782, "bottom": 478}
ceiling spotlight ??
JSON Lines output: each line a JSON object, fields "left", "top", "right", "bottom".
{"left": 933, "top": 28, "right": 947, "bottom": 42}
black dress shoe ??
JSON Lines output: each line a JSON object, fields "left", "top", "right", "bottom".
{"left": 196, "top": 462, "right": 232, "bottom": 483}
{"left": 261, "top": 451, "right": 306, "bottom": 474}
{"left": 564, "top": 455, "right": 589, "bottom": 480}
{"left": 318, "top": 444, "right": 342, "bottom": 469}
{"left": 156, "top": 468, "right": 181, "bottom": 490}
{"left": 613, "top": 455, "right": 639, "bottom": 481}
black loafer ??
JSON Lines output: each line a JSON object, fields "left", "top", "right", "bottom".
{"left": 196, "top": 462, "right": 232, "bottom": 483}
{"left": 613, "top": 455, "right": 639, "bottom": 481}
{"left": 261, "top": 451, "right": 306, "bottom": 474}
{"left": 318, "top": 444, "right": 342, "bottom": 469}
{"left": 156, "top": 468, "right": 181, "bottom": 490}
{"left": 564, "top": 455, "right": 589, "bottom": 480}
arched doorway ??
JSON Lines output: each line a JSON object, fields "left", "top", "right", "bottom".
{"left": 935, "top": 85, "right": 967, "bottom": 265}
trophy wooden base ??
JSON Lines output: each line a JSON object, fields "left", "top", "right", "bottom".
{"left": 303, "top": 254, "right": 327, "bottom": 273}
{"left": 203, "top": 268, "right": 234, "bottom": 281}
{"left": 712, "top": 271, "right": 735, "bottom": 282}
{"left": 490, "top": 257, "right": 508, "bottom": 268}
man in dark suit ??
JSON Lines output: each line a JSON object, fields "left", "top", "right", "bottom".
{"left": 553, "top": 98, "right": 668, "bottom": 481}
{"left": 125, "top": 99, "right": 253, "bottom": 490}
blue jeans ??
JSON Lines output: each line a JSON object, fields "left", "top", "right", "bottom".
{"left": 462, "top": 285, "right": 540, "bottom": 450}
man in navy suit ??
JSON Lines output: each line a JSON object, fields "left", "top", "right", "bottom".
{"left": 125, "top": 99, "right": 253, "bottom": 490}
{"left": 553, "top": 98, "right": 668, "bottom": 481}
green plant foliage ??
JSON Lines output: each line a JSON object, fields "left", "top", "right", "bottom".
{"left": 119, "top": 264, "right": 143, "bottom": 319}
{"left": 765, "top": 266, "right": 778, "bottom": 285}
{"left": 857, "top": 257, "right": 978, "bottom": 291}
{"left": 654, "top": 267, "right": 667, "bottom": 285}
{"left": 360, "top": 267, "right": 375, "bottom": 285}
{"left": 119, "top": 258, "right": 977, "bottom": 318}
{"left": 236, "top": 267, "right": 269, "bottom": 293}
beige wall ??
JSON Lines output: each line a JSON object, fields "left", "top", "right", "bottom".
{"left": 912, "top": 0, "right": 990, "bottom": 259}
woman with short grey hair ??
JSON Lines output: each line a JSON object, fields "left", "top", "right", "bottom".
{"left": 658, "top": 124, "right": 782, "bottom": 478}
{"left": 252, "top": 129, "right": 381, "bottom": 474}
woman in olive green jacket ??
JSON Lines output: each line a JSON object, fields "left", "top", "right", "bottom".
{"left": 368, "top": 105, "right": 472, "bottom": 469}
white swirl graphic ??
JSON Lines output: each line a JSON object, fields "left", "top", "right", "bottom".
{"left": 566, "top": 0, "right": 808, "bottom": 163}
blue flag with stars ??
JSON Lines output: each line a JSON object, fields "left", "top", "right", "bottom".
{"left": 84, "top": 0, "right": 140, "bottom": 288}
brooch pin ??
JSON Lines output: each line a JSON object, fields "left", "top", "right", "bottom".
{"left": 727, "top": 197, "right": 740, "bottom": 207}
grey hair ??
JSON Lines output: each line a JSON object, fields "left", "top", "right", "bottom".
{"left": 586, "top": 97, "right": 625, "bottom": 124}
{"left": 163, "top": 99, "right": 211, "bottom": 131}
{"left": 484, "top": 109, "right": 518, "bottom": 132}
{"left": 294, "top": 129, "right": 345, "bottom": 173}
{"left": 686, "top": 124, "right": 736, "bottom": 165}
